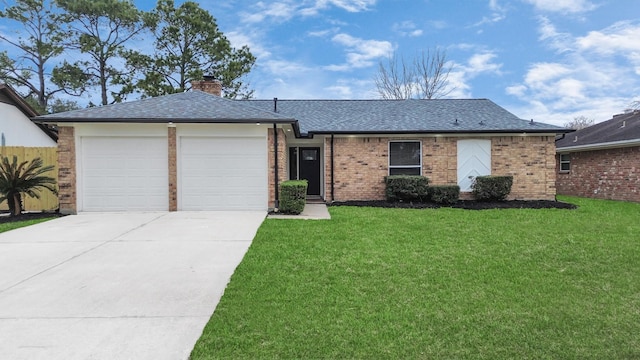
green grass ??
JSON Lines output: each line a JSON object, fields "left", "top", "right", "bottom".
{"left": 191, "top": 196, "right": 640, "bottom": 359}
{"left": 0, "top": 217, "right": 57, "bottom": 233}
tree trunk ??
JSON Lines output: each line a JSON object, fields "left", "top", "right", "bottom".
{"left": 8, "top": 192, "right": 22, "bottom": 216}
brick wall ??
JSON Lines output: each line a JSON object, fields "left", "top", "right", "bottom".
{"left": 556, "top": 146, "right": 640, "bottom": 202}
{"left": 493, "top": 136, "right": 557, "bottom": 200}
{"left": 57, "top": 126, "right": 77, "bottom": 214}
{"left": 191, "top": 79, "right": 222, "bottom": 96}
{"left": 168, "top": 126, "right": 177, "bottom": 211}
{"left": 324, "top": 135, "right": 557, "bottom": 201}
{"left": 268, "top": 128, "right": 287, "bottom": 208}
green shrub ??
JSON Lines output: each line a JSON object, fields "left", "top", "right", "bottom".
{"left": 430, "top": 185, "right": 460, "bottom": 204}
{"left": 472, "top": 176, "right": 513, "bottom": 201}
{"left": 279, "top": 180, "right": 308, "bottom": 214}
{"left": 384, "top": 175, "right": 429, "bottom": 202}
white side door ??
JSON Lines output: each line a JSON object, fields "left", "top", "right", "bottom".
{"left": 457, "top": 139, "right": 491, "bottom": 191}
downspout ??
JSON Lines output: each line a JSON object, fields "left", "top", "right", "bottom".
{"left": 330, "top": 133, "right": 335, "bottom": 202}
{"left": 273, "top": 123, "right": 279, "bottom": 208}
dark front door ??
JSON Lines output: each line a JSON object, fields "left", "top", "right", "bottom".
{"left": 299, "top": 147, "right": 321, "bottom": 195}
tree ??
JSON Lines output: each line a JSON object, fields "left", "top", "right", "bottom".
{"left": 131, "top": 0, "right": 255, "bottom": 99}
{"left": 0, "top": 156, "right": 56, "bottom": 216}
{"left": 564, "top": 115, "right": 595, "bottom": 130}
{"left": 55, "top": 0, "right": 153, "bottom": 105}
{"left": 374, "top": 48, "right": 453, "bottom": 99}
{"left": 48, "top": 98, "right": 81, "bottom": 113}
{"left": 0, "top": 0, "right": 73, "bottom": 110}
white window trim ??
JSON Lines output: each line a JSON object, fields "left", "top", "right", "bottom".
{"left": 388, "top": 140, "right": 422, "bottom": 175}
{"left": 559, "top": 153, "right": 570, "bottom": 172}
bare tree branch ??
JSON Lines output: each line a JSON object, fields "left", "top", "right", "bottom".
{"left": 564, "top": 115, "right": 595, "bottom": 130}
{"left": 374, "top": 47, "right": 453, "bottom": 99}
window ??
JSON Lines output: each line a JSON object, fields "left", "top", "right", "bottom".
{"left": 302, "top": 149, "right": 317, "bottom": 161}
{"left": 389, "top": 141, "right": 421, "bottom": 175}
{"left": 559, "top": 154, "right": 570, "bottom": 172}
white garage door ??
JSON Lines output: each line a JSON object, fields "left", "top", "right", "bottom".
{"left": 81, "top": 137, "right": 168, "bottom": 211}
{"left": 457, "top": 139, "right": 491, "bottom": 191}
{"left": 180, "top": 136, "right": 267, "bottom": 210}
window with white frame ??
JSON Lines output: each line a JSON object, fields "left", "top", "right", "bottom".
{"left": 389, "top": 141, "right": 422, "bottom": 175}
{"left": 559, "top": 154, "right": 570, "bottom": 172}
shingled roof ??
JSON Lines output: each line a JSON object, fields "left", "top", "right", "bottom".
{"left": 245, "top": 99, "right": 566, "bottom": 135}
{"left": 35, "top": 91, "right": 296, "bottom": 124}
{"left": 34, "top": 91, "right": 568, "bottom": 136}
{"left": 556, "top": 111, "right": 640, "bottom": 151}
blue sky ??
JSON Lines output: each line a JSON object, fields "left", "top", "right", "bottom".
{"left": 190, "top": 0, "right": 640, "bottom": 126}
{"left": 3, "top": 0, "right": 640, "bottom": 126}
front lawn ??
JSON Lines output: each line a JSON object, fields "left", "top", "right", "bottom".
{"left": 191, "top": 196, "right": 640, "bottom": 359}
{"left": 0, "top": 216, "right": 57, "bottom": 233}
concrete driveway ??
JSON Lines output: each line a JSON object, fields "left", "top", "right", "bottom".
{"left": 0, "top": 211, "right": 265, "bottom": 360}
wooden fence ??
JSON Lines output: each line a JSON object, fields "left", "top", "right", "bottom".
{"left": 0, "top": 146, "right": 58, "bottom": 212}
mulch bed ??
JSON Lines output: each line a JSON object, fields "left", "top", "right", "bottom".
{"left": 0, "top": 212, "right": 66, "bottom": 224}
{"left": 330, "top": 200, "right": 577, "bottom": 210}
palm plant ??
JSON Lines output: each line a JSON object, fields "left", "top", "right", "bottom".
{"left": 0, "top": 156, "right": 57, "bottom": 216}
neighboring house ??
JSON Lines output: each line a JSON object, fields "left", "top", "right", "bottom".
{"left": 0, "top": 83, "right": 57, "bottom": 146}
{"left": 34, "top": 79, "right": 570, "bottom": 214}
{"left": 556, "top": 111, "right": 640, "bottom": 202}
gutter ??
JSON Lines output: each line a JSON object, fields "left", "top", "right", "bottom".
{"left": 308, "top": 129, "right": 572, "bottom": 136}
{"left": 32, "top": 117, "right": 303, "bottom": 139}
{"left": 557, "top": 138, "right": 640, "bottom": 152}
{"left": 330, "top": 134, "right": 334, "bottom": 202}
{"left": 273, "top": 123, "right": 279, "bottom": 209}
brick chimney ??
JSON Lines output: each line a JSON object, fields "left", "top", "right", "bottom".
{"left": 191, "top": 76, "right": 222, "bottom": 96}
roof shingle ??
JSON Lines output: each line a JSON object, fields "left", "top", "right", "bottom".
{"left": 36, "top": 91, "right": 295, "bottom": 123}
{"left": 35, "top": 91, "right": 567, "bottom": 135}
{"left": 556, "top": 111, "right": 640, "bottom": 149}
{"left": 245, "top": 98, "right": 565, "bottom": 135}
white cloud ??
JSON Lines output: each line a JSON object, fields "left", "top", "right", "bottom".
{"left": 300, "top": 0, "right": 376, "bottom": 16}
{"left": 576, "top": 21, "right": 640, "bottom": 55}
{"left": 325, "top": 33, "right": 393, "bottom": 71}
{"left": 307, "top": 28, "right": 337, "bottom": 37}
{"left": 472, "top": 0, "right": 507, "bottom": 28}
{"left": 392, "top": 21, "right": 423, "bottom": 37}
{"left": 507, "top": 19, "right": 640, "bottom": 125}
{"left": 522, "top": 0, "right": 597, "bottom": 13}
{"left": 262, "top": 59, "right": 312, "bottom": 76}
{"left": 536, "top": 16, "right": 573, "bottom": 52}
{"left": 467, "top": 52, "right": 503, "bottom": 75}
{"left": 226, "top": 31, "right": 272, "bottom": 59}
{"left": 240, "top": 1, "right": 298, "bottom": 24}
{"left": 427, "top": 20, "right": 448, "bottom": 30}
{"left": 445, "top": 51, "right": 504, "bottom": 98}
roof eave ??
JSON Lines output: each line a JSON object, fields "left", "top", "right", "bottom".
{"left": 556, "top": 138, "right": 640, "bottom": 152}
{"left": 308, "top": 129, "right": 569, "bottom": 135}
{"left": 33, "top": 117, "right": 298, "bottom": 124}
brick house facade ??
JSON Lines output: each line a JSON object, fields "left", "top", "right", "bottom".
{"left": 36, "top": 80, "right": 568, "bottom": 213}
{"left": 556, "top": 111, "right": 640, "bottom": 203}
{"left": 323, "top": 135, "right": 557, "bottom": 202}
{"left": 556, "top": 147, "right": 640, "bottom": 202}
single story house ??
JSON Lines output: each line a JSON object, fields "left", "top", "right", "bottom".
{"left": 556, "top": 110, "right": 640, "bottom": 202}
{"left": 34, "top": 79, "right": 570, "bottom": 214}
{"left": 0, "top": 83, "right": 57, "bottom": 146}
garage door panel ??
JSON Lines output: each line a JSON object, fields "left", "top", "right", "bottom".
{"left": 180, "top": 136, "right": 267, "bottom": 211}
{"left": 81, "top": 137, "right": 168, "bottom": 211}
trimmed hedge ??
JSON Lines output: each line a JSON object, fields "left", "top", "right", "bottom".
{"left": 472, "top": 176, "right": 513, "bottom": 201}
{"left": 384, "top": 175, "right": 429, "bottom": 202}
{"left": 279, "top": 180, "right": 308, "bottom": 214}
{"left": 430, "top": 185, "right": 460, "bottom": 204}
